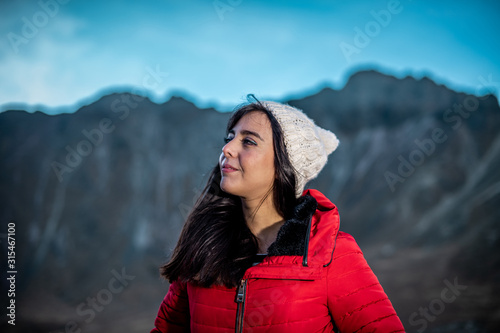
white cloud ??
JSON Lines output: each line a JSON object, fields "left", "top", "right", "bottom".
{"left": 0, "top": 13, "right": 152, "bottom": 109}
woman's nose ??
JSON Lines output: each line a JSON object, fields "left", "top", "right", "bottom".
{"left": 222, "top": 141, "right": 234, "bottom": 157}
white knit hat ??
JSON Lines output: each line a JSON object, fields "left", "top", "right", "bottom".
{"left": 262, "top": 101, "right": 339, "bottom": 198}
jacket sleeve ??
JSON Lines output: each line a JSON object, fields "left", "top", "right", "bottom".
{"left": 326, "top": 232, "right": 405, "bottom": 332}
{"left": 151, "top": 279, "right": 190, "bottom": 333}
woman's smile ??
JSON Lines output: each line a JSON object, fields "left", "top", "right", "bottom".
{"left": 221, "top": 162, "right": 239, "bottom": 173}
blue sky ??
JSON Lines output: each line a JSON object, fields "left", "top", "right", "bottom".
{"left": 1, "top": 0, "right": 499, "bottom": 114}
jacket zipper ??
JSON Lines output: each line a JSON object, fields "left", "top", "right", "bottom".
{"left": 302, "top": 216, "right": 312, "bottom": 266}
{"left": 235, "top": 279, "right": 247, "bottom": 333}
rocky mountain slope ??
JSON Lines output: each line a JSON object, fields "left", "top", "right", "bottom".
{"left": 1, "top": 70, "right": 499, "bottom": 332}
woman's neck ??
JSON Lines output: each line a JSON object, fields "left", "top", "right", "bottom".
{"left": 241, "top": 194, "right": 284, "bottom": 254}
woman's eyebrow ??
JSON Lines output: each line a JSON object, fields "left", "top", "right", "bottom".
{"left": 240, "top": 129, "right": 264, "bottom": 141}
{"left": 228, "top": 129, "right": 264, "bottom": 141}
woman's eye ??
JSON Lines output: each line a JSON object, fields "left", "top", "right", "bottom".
{"left": 224, "top": 135, "right": 256, "bottom": 146}
{"left": 243, "top": 138, "right": 257, "bottom": 146}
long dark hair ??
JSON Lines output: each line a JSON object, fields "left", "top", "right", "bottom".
{"left": 160, "top": 95, "right": 297, "bottom": 287}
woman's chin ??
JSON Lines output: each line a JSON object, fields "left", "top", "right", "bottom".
{"left": 219, "top": 181, "right": 237, "bottom": 196}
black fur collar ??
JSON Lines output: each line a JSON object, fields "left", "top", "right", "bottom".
{"left": 267, "top": 194, "right": 318, "bottom": 256}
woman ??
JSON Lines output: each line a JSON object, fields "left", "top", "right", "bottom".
{"left": 151, "top": 96, "right": 405, "bottom": 332}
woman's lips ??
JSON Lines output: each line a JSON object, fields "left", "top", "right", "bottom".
{"left": 222, "top": 163, "right": 238, "bottom": 173}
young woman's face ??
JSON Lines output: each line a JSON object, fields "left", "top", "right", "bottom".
{"left": 219, "top": 111, "right": 275, "bottom": 200}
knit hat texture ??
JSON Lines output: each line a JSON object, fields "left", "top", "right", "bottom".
{"left": 262, "top": 101, "right": 339, "bottom": 198}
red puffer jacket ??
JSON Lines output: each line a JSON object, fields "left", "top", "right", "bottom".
{"left": 151, "top": 189, "right": 405, "bottom": 332}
